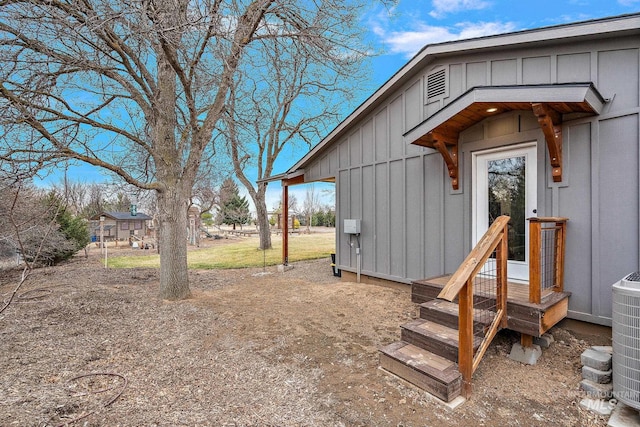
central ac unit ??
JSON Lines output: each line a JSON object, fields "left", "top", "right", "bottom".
{"left": 612, "top": 272, "right": 640, "bottom": 410}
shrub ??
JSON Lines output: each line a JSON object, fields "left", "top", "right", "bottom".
{"left": 20, "top": 225, "right": 76, "bottom": 266}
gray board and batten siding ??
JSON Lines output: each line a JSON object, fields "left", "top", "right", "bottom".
{"left": 295, "top": 14, "right": 640, "bottom": 326}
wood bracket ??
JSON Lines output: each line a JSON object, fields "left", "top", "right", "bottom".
{"left": 431, "top": 133, "right": 459, "bottom": 190}
{"left": 532, "top": 103, "right": 563, "bottom": 182}
{"left": 282, "top": 174, "right": 305, "bottom": 187}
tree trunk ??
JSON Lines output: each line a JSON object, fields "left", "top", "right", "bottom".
{"left": 157, "top": 187, "right": 191, "bottom": 300}
{"left": 255, "top": 184, "right": 272, "bottom": 250}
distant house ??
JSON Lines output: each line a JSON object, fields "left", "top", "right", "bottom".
{"left": 90, "top": 211, "right": 153, "bottom": 242}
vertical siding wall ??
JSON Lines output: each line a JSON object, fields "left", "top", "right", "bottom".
{"left": 330, "top": 92, "right": 448, "bottom": 284}
{"left": 303, "top": 36, "right": 640, "bottom": 323}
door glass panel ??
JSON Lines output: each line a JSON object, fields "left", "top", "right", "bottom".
{"left": 487, "top": 155, "right": 526, "bottom": 262}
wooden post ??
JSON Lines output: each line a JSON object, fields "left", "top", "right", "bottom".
{"left": 521, "top": 333, "right": 534, "bottom": 348}
{"left": 282, "top": 184, "right": 289, "bottom": 266}
{"left": 497, "top": 225, "right": 508, "bottom": 328}
{"left": 279, "top": 174, "right": 305, "bottom": 266}
{"left": 528, "top": 219, "right": 542, "bottom": 304}
{"left": 458, "top": 278, "right": 474, "bottom": 398}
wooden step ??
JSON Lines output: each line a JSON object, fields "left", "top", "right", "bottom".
{"left": 412, "top": 278, "right": 498, "bottom": 309}
{"left": 420, "top": 299, "right": 496, "bottom": 335}
{"left": 411, "top": 277, "right": 447, "bottom": 304}
{"left": 379, "top": 341, "right": 462, "bottom": 402}
{"left": 401, "top": 319, "right": 482, "bottom": 362}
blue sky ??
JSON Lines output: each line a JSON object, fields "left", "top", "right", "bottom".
{"left": 40, "top": 0, "right": 640, "bottom": 213}
{"left": 366, "top": 0, "right": 640, "bottom": 105}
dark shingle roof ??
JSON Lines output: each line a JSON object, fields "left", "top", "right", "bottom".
{"left": 91, "top": 211, "right": 153, "bottom": 221}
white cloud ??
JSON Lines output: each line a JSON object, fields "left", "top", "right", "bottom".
{"left": 385, "top": 24, "right": 454, "bottom": 56}
{"left": 384, "top": 21, "right": 517, "bottom": 58}
{"left": 456, "top": 21, "right": 517, "bottom": 39}
{"left": 430, "top": 0, "right": 492, "bottom": 18}
{"left": 618, "top": 0, "right": 640, "bottom": 6}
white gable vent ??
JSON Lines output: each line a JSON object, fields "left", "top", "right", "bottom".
{"left": 425, "top": 68, "right": 448, "bottom": 103}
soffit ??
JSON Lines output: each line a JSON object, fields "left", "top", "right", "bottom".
{"left": 405, "top": 83, "right": 606, "bottom": 148}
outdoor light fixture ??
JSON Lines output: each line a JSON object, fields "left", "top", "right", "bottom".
{"left": 486, "top": 107, "right": 498, "bottom": 113}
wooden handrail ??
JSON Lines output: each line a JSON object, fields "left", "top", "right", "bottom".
{"left": 437, "top": 215, "right": 510, "bottom": 398}
{"left": 439, "top": 216, "right": 511, "bottom": 301}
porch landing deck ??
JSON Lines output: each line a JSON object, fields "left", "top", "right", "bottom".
{"left": 411, "top": 275, "right": 571, "bottom": 337}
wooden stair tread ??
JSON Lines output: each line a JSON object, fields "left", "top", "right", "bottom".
{"left": 400, "top": 318, "right": 483, "bottom": 363}
{"left": 379, "top": 341, "right": 462, "bottom": 402}
{"left": 381, "top": 341, "right": 460, "bottom": 378}
{"left": 402, "top": 319, "right": 483, "bottom": 347}
{"left": 420, "top": 299, "right": 496, "bottom": 325}
{"left": 419, "top": 299, "right": 500, "bottom": 340}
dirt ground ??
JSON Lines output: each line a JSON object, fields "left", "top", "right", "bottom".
{"left": 0, "top": 238, "right": 613, "bottom": 426}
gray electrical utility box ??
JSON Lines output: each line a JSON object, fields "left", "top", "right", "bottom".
{"left": 344, "top": 219, "right": 361, "bottom": 234}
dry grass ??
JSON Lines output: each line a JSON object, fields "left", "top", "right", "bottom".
{"left": 107, "top": 231, "right": 336, "bottom": 269}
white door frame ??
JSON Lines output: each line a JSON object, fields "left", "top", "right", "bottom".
{"left": 472, "top": 142, "right": 537, "bottom": 282}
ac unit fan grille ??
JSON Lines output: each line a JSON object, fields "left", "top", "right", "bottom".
{"left": 625, "top": 271, "right": 640, "bottom": 282}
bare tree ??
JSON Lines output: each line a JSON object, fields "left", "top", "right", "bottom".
{"left": 190, "top": 181, "right": 219, "bottom": 216}
{"left": 221, "top": 2, "right": 382, "bottom": 250}
{"left": 56, "top": 176, "right": 88, "bottom": 216}
{"left": 301, "top": 184, "right": 321, "bottom": 232}
{"left": 51, "top": 180, "right": 146, "bottom": 219}
{"left": 189, "top": 158, "right": 229, "bottom": 216}
{"left": 0, "top": 0, "right": 383, "bottom": 299}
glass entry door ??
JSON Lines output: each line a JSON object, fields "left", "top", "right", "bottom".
{"left": 472, "top": 143, "right": 537, "bottom": 282}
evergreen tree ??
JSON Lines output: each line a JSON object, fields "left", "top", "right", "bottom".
{"left": 49, "top": 194, "right": 91, "bottom": 263}
{"left": 217, "top": 178, "right": 250, "bottom": 230}
{"left": 311, "top": 210, "right": 325, "bottom": 226}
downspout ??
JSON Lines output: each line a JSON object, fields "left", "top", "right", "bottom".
{"left": 356, "top": 233, "right": 361, "bottom": 283}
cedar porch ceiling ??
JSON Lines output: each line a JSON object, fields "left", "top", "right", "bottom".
{"left": 404, "top": 83, "right": 606, "bottom": 189}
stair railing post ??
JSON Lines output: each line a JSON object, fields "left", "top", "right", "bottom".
{"left": 497, "top": 224, "right": 508, "bottom": 328}
{"left": 458, "top": 277, "right": 474, "bottom": 399}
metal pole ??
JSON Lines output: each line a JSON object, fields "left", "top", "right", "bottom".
{"left": 99, "top": 216, "right": 105, "bottom": 255}
{"left": 100, "top": 215, "right": 107, "bottom": 268}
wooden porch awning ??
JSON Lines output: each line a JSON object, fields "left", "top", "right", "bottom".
{"left": 404, "top": 83, "right": 606, "bottom": 189}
